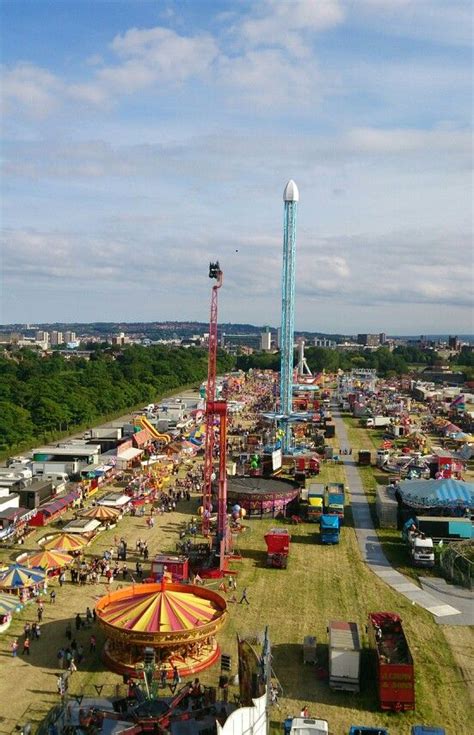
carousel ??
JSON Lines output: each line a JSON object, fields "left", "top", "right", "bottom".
{"left": 42, "top": 533, "right": 88, "bottom": 552}
{"left": 22, "top": 549, "right": 73, "bottom": 575}
{"left": 227, "top": 475, "right": 299, "bottom": 517}
{"left": 0, "top": 593, "right": 23, "bottom": 632}
{"left": 0, "top": 563, "right": 46, "bottom": 602}
{"left": 96, "top": 578, "right": 228, "bottom": 680}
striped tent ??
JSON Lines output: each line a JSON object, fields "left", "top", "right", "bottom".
{"left": 43, "top": 533, "right": 87, "bottom": 552}
{"left": 398, "top": 479, "right": 474, "bottom": 510}
{"left": 79, "top": 505, "right": 121, "bottom": 521}
{"left": 0, "top": 564, "right": 46, "bottom": 590}
{"left": 0, "top": 593, "right": 23, "bottom": 615}
{"left": 25, "top": 549, "right": 73, "bottom": 571}
{"left": 100, "top": 587, "right": 221, "bottom": 633}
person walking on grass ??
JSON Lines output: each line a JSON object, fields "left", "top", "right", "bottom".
{"left": 22, "top": 637, "right": 30, "bottom": 655}
{"left": 11, "top": 639, "right": 19, "bottom": 657}
{"left": 239, "top": 587, "right": 250, "bottom": 605}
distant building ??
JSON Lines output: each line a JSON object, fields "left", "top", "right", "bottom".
{"left": 314, "top": 337, "right": 336, "bottom": 348}
{"left": 64, "top": 330, "right": 76, "bottom": 343}
{"left": 260, "top": 328, "right": 272, "bottom": 351}
{"left": 111, "top": 332, "right": 127, "bottom": 346}
{"left": 35, "top": 330, "right": 49, "bottom": 343}
{"left": 222, "top": 333, "right": 262, "bottom": 351}
{"left": 448, "top": 336, "right": 460, "bottom": 350}
{"left": 379, "top": 332, "right": 387, "bottom": 345}
{"left": 50, "top": 330, "right": 64, "bottom": 346}
{"left": 357, "top": 333, "right": 380, "bottom": 347}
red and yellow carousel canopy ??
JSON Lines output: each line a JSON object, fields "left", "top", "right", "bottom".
{"left": 98, "top": 584, "right": 223, "bottom": 634}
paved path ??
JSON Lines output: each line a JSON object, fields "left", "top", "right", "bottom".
{"left": 332, "top": 408, "right": 464, "bottom": 621}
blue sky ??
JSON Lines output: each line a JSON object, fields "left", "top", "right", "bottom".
{"left": 1, "top": 0, "right": 472, "bottom": 334}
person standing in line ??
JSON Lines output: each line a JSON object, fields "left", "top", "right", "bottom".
{"left": 89, "top": 634, "right": 97, "bottom": 653}
{"left": 239, "top": 587, "right": 250, "bottom": 605}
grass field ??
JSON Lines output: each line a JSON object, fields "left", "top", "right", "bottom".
{"left": 0, "top": 448, "right": 472, "bottom": 733}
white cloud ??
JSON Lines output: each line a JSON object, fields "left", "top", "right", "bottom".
{"left": 238, "top": 0, "right": 344, "bottom": 55}
{"left": 1, "top": 63, "right": 63, "bottom": 119}
{"left": 345, "top": 0, "right": 472, "bottom": 46}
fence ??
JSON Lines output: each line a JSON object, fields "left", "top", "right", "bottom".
{"left": 439, "top": 541, "right": 473, "bottom": 589}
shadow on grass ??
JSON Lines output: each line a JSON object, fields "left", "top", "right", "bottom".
{"left": 241, "top": 548, "right": 269, "bottom": 567}
{"left": 9, "top": 616, "right": 107, "bottom": 674}
{"left": 289, "top": 531, "right": 319, "bottom": 545}
{"left": 272, "top": 642, "right": 380, "bottom": 713}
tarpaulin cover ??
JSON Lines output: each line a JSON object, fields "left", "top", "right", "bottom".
{"left": 398, "top": 479, "right": 473, "bottom": 508}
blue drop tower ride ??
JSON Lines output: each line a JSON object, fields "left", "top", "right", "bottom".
{"left": 280, "top": 179, "right": 299, "bottom": 454}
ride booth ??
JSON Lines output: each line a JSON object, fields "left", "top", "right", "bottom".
{"left": 150, "top": 554, "right": 189, "bottom": 583}
{"left": 264, "top": 528, "right": 291, "bottom": 568}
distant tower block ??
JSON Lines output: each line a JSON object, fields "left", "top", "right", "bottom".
{"left": 280, "top": 179, "right": 299, "bottom": 453}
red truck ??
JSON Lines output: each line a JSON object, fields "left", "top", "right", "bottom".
{"left": 264, "top": 528, "right": 291, "bottom": 568}
{"left": 368, "top": 612, "right": 415, "bottom": 712}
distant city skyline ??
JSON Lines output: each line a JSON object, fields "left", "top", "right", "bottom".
{"left": 1, "top": 1, "right": 472, "bottom": 333}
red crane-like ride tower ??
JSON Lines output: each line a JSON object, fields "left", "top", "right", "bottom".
{"left": 202, "top": 262, "right": 228, "bottom": 572}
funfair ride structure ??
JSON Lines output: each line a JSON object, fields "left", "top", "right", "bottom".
{"left": 280, "top": 180, "right": 299, "bottom": 454}
{"left": 202, "top": 262, "right": 229, "bottom": 572}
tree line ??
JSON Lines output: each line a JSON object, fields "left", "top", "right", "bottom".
{"left": 0, "top": 345, "right": 235, "bottom": 455}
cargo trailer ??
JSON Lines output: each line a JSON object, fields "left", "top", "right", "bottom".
{"left": 329, "top": 621, "right": 361, "bottom": 692}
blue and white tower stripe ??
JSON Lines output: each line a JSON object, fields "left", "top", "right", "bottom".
{"left": 280, "top": 179, "right": 299, "bottom": 454}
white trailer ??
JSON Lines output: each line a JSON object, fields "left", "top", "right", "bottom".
{"left": 286, "top": 718, "right": 329, "bottom": 735}
{"left": 328, "top": 621, "right": 361, "bottom": 692}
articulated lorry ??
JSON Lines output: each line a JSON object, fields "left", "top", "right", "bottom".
{"left": 402, "top": 519, "right": 435, "bottom": 568}
{"left": 368, "top": 612, "right": 415, "bottom": 711}
{"left": 328, "top": 621, "right": 361, "bottom": 692}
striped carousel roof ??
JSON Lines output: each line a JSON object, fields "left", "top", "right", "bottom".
{"left": 0, "top": 564, "right": 46, "bottom": 589}
{"left": 99, "top": 585, "right": 222, "bottom": 634}
{"left": 0, "top": 593, "right": 23, "bottom": 614}
{"left": 25, "top": 549, "right": 73, "bottom": 570}
{"left": 79, "top": 505, "right": 121, "bottom": 521}
{"left": 42, "top": 533, "right": 87, "bottom": 551}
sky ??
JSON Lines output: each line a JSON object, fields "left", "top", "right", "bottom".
{"left": 1, "top": 0, "right": 472, "bottom": 335}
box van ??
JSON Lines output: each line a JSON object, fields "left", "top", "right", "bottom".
{"left": 35, "top": 471, "right": 69, "bottom": 485}
{"left": 47, "top": 472, "right": 69, "bottom": 484}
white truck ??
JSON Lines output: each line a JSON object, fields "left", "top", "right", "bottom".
{"left": 84, "top": 427, "right": 122, "bottom": 440}
{"left": 285, "top": 718, "right": 329, "bottom": 735}
{"left": 364, "top": 416, "right": 392, "bottom": 428}
{"left": 403, "top": 524, "right": 435, "bottom": 567}
{"left": 328, "top": 621, "right": 361, "bottom": 692}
